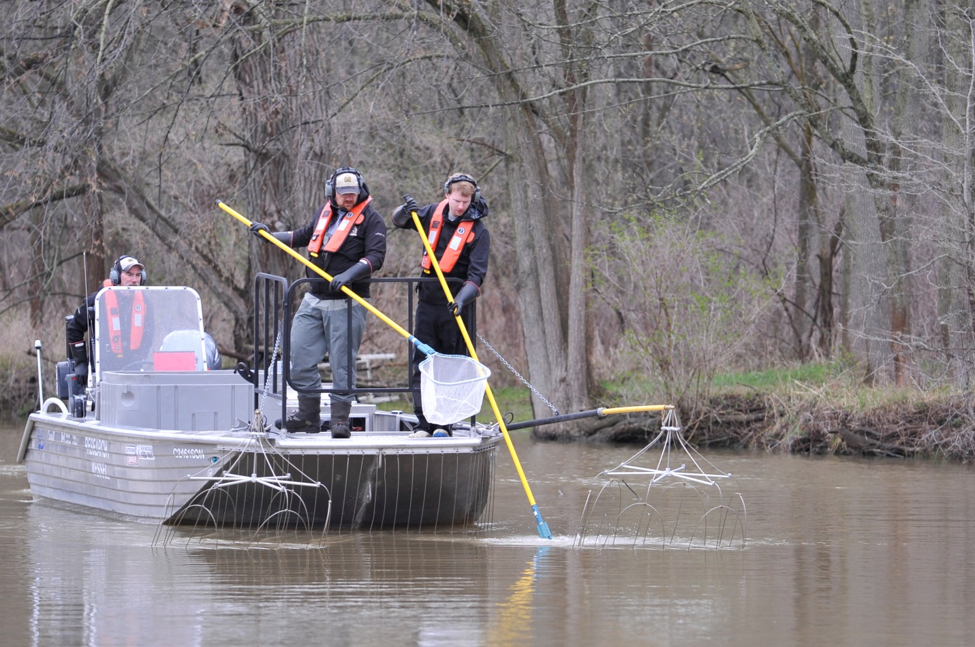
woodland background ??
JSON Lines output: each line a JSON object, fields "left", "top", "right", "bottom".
{"left": 2, "top": 0, "right": 974, "bottom": 430}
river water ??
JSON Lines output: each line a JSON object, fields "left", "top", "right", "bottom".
{"left": 2, "top": 418, "right": 974, "bottom": 646}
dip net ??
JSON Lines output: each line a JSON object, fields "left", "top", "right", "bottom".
{"left": 419, "top": 353, "right": 491, "bottom": 425}
{"left": 575, "top": 408, "right": 746, "bottom": 550}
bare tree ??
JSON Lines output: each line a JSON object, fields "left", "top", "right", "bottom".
{"left": 3, "top": 0, "right": 974, "bottom": 426}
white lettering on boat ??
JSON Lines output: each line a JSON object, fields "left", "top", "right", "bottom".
{"left": 124, "top": 444, "right": 154, "bottom": 463}
{"left": 91, "top": 462, "right": 110, "bottom": 480}
{"left": 84, "top": 436, "right": 109, "bottom": 459}
{"left": 53, "top": 431, "right": 78, "bottom": 445}
{"left": 173, "top": 447, "right": 206, "bottom": 460}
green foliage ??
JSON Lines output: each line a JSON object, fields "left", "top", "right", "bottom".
{"left": 712, "top": 362, "right": 835, "bottom": 392}
{"left": 479, "top": 386, "right": 535, "bottom": 425}
{"left": 711, "top": 356, "right": 960, "bottom": 415}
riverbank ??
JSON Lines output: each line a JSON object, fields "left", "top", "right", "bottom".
{"left": 526, "top": 358, "right": 975, "bottom": 464}
{"left": 530, "top": 392, "right": 975, "bottom": 464}
{"left": 9, "top": 352, "right": 974, "bottom": 464}
{"left": 690, "top": 393, "right": 975, "bottom": 463}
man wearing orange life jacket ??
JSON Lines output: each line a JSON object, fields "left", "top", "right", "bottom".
{"left": 249, "top": 167, "right": 387, "bottom": 438}
{"left": 66, "top": 255, "right": 149, "bottom": 389}
{"left": 391, "top": 173, "right": 491, "bottom": 438}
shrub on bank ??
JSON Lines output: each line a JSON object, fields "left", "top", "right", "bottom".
{"left": 688, "top": 363, "right": 975, "bottom": 463}
{"left": 0, "top": 355, "right": 40, "bottom": 417}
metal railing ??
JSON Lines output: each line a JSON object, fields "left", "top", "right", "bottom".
{"left": 249, "top": 273, "right": 477, "bottom": 426}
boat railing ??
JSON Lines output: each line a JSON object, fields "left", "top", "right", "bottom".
{"left": 249, "top": 273, "right": 477, "bottom": 423}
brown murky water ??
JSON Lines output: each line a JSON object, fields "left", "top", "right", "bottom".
{"left": 2, "top": 419, "right": 974, "bottom": 646}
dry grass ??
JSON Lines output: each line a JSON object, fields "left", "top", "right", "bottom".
{"left": 0, "top": 308, "right": 65, "bottom": 416}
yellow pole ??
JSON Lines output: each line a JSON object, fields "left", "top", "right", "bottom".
{"left": 409, "top": 210, "right": 552, "bottom": 539}
{"left": 600, "top": 405, "right": 673, "bottom": 415}
{"left": 216, "top": 200, "right": 437, "bottom": 357}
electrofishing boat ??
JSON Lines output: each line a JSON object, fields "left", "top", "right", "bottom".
{"left": 17, "top": 278, "right": 502, "bottom": 531}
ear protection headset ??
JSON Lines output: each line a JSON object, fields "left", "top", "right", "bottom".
{"left": 109, "top": 255, "right": 147, "bottom": 286}
{"left": 444, "top": 173, "right": 481, "bottom": 204}
{"left": 325, "top": 167, "right": 366, "bottom": 204}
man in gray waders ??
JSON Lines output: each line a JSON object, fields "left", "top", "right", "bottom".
{"left": 250, "top": 167, "right": 387, "bottom": 437}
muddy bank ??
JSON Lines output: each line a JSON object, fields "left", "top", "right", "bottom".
{"left": 532, "top": 394, "right": 975, "bottom": 464}
{"left": 694, "top": 394, "right": 975, "bottom": 462}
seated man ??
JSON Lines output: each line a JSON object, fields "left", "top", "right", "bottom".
{"left": 66, "top": 255, "right": 150, "bottom": 387}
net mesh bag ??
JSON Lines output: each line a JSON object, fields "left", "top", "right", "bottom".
{"left": 419, "top": 353, "right": 491, "bottom": 425}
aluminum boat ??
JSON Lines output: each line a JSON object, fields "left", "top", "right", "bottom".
{"left": 18, "top": 279, "right": 501, "bottom": 531}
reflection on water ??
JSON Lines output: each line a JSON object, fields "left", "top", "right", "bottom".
{"left": 2, "top": 420, "right": 975, "bottom": 646}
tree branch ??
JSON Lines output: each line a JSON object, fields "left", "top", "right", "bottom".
{"left": 0, "top": 184, "right": 90, "bottom": 230}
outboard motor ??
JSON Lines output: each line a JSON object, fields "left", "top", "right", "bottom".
{"left": 55, "top": 316, "right": 74, "bottom": 399}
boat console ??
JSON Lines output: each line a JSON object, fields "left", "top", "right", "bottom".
{"left": 57, "top": 286, "right": 234, "bottom": 426}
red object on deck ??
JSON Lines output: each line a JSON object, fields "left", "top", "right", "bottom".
{"left": 152, "top": 351, "right": 197, "bottom": 371}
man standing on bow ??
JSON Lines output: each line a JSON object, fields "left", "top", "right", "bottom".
{"left": 250, "top": 167, "right": 387, "bottom": 438}
{"left": 391, "top": 173, "right": 490, "bottom": 437}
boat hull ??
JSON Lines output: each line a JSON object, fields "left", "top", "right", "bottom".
{"left": 23, "top": 283, "right": 503, "bottom": 531}
{"left": 21, "top": 413, "right": 500, "bottom": 530}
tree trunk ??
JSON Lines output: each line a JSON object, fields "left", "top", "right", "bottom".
{"left": 28, "top": 209, "right": 43, "bottom": 328}
{"left": 507, "top": 107, "right": 569, "bottom": 417}
{"left": 428, "top": 1, "right": 586, "bottom": 422}
{"left": 795, "top": 123, "right": 815, "bottom": 359}
{"left": 945, "top": 6, "right": 975, "bottom": 386}
{"left": 226, "top": 0, "right": 331, "bottom": 350}
{"left": 566, "top": 108, "right": 591, "bottom": 412}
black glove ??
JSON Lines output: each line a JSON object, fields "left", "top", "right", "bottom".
{"left": 392, "top": 195, "right": 420, "bottom": 228}
{"left": 402, "top": 195, "right": 419, "bottom": 215}
{"left": 249, "top": 222, "right": 271, "bottom": 241}
{"left": 70, "top": 341, "right": 89, "bottom": 388}
{"left": 74, "top": 362, "right": 88, "bottom": 389}
{"left": 448, "top": 282, "right": 480, "bottom": 317}
{"left": 330, "top": 262, "right": 370, "bottom": 293}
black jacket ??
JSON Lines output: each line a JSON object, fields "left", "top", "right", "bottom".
{"left": 288, "top": 198, "right": 387, "bottom": 299}
{"left": 66, "top": 288, "right": 155, "bottom": 361}
{"left": 66, "top": 292, "right": 97, "bottom": 347}
{"left": 398, "top": 201, "right": 490, "bottom": 306}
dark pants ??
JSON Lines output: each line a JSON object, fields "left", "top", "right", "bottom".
{"left": 411, "top": 300, "right": 471, "bottom": 428}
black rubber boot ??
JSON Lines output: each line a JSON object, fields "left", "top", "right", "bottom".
{"left": 278, "top": 397, "right": 321, "bottom": 432}
{"left": 329, "top": 399, "right": 352, "bottom": 439}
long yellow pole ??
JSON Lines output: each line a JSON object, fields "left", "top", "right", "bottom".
{"left": 409, "top": 210, "right": 552, "bottom": 539}
{"left": 600, "top": 405, "right": 673, "bottom": 415}
{"left": 216, "top": 200, "right": 437, "bottom": 357}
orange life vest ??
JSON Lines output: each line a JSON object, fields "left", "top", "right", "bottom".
{"left": 308, "top": 197, "right": 372, "bottom": 257}
{"left": 102, "top": 284, "right": 146, "bottom": 355}
{"left": 421, "top": 199, "right": 476, "bottom": 274}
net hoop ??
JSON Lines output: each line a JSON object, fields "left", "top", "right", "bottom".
{"left": 419, "top": 353, "right": 491, "bottom": 425}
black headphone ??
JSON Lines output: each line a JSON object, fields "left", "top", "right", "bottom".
{"left": 325, "top": 167, "right": 367, "bottom": 205}
{"left": 444, "top": 173, "right": 481, "bottom": 204}
{"left": 109, "top": 255, "right": 147, "bottom": 286}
